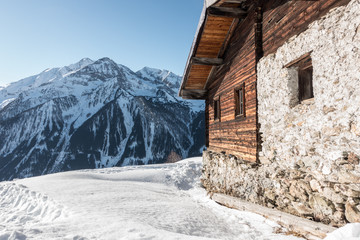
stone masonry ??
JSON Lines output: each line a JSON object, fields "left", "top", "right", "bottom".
{"left": 202, "top": 0, "right": 360, "bottom": 226}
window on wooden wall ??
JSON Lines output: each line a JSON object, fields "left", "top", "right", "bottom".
{"left": 285, "top": 52, "right": 314, "bottom": 104}
{"left": 235, "top": 84, "right": 245, "bottom": 118}
{"left": 214, "top": 98, "right": 220, "bottom": 121}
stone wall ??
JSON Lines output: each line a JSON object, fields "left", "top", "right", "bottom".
{"left": 202, "top": 0, "right": 360, "bottom": 226}
{"left": 202, "top": 150, "right": 360, "bottom": 226}
{"left": 257, "top": 0, "right": 360, "bottom": 173}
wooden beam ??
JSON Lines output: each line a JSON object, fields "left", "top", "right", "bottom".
{"left": 218, "top": 18, "right": 238, "bottom": 58}
{"left": 207, "top": 6, "right": 247, "bottom": 18}
{"left": 284, "top": 52, "right": 312, "bottom": 68}
{"left": 203, "top": 66, "right": 216, "bottom": 90}
{"left": 213, "top": 0, "right": 247, "bottom": 6}
{"left": 223, "top": 0, "right": 247, "bottom": 3}
{"left": 180, "top": 89, "right": 207, "bottom": 99}
{"left": 191, "top": 57, "right": 223, "bottom": 66}
{"left": 212, "top": 193, "right": 336, "bottom": 239}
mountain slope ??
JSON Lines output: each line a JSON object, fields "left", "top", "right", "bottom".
{"left": 0, "top": 58, "right": 205, "bottom": 181}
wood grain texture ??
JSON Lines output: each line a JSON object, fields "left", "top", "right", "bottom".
{"left": 262, "top": 0, "right": 351, "bottom": 56}
{"left": 206, "top": 6, "right": 257, "bottom": 162}
{"left": 185, "top": 65, "right": 213, "bottom": 89}
{"left": 212, "top": 193, "right": 336, "bottom": 240}
{"left": 196, "top": 16, "right": 234, "bottom": 58}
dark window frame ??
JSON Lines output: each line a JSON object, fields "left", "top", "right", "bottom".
{"left": 298, "top": 65, "right": 314, "bottom": 102}
{"left": 214, "top": 97, "right": 221, "bottom": 121}
{"left": 285, "top": 52, "right": 314, "bottom": 104}
{"left": 235, "top": 83, "right": 245, "bottom": 118}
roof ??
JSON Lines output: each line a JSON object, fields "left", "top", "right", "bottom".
{"left": 179, "top": 0, "right": 251, "bottom": 99}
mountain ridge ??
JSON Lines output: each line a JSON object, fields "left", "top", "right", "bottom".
{"left": 0, "top": 57, "right": 205, "bottom": 181}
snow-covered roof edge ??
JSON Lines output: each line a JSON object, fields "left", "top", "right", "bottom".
{"left": 178, "top": 0, "right": 219, "bottom": 96}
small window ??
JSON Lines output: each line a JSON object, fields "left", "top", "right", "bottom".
{"left": 235, "top": 84, "right": 245, "bottom": 117}
{"left": 298, "top": 66, "right": 313, "bottom": 102}
{"left": 285, "top": 52, "right": 314, "bottom": 103}
{"left": 214, "top": 99, "right": 220, "bottom": 121}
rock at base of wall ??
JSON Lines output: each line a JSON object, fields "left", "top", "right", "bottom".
{"left": 202, "top": 150, "right": 360, "bottom": 226}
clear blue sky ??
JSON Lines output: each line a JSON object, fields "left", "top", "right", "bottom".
{"left": 0, "top": 0, "right": 203, "bottom": 86}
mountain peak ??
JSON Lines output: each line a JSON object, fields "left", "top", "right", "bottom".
{"left": 66, "top": 58, "right": 94, "bottom": 72}
{"left": 136, "top": 67, "right": 180, "bottom": 89}
{"left": 80, "top": 57, "right": 93, "bottom": 62}
{"left": 76, "top": 57, "right": 122, "bottom": 78}
{"left": 136, "top": 67, "right": 164, "bottom": 80}
{"left": 78, "top": 57, "right": 94, "bottom": 66}
{"left": 139, "top": 66, "right": 162, "bottom": 73}
{"left": 91, "top": 57, "right": 119, "bottom": 68}
{"left": 97, "top": 57, "right": 115, "bottom": 64}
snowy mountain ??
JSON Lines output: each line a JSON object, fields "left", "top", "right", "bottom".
{"left": 0, "top": 58, "right": 205, "bottom": 181}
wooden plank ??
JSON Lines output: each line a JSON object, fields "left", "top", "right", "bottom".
{"left": 284, "top": 51, "right": 312, "bottom": 68}
{"left": 191, "top": 57, "right": 224, "bottom": 66}
{"left": 262, "top": 0, "right": 351, "bottom": 56}
{"left": 181, "top": 89, "right": 207, "bottom": 99}
{"left": 207, "top": 6, "right": 247, "bottom": 18}
{"left": 211, "top": 193, "right": 336, "bottom": 240}
{"left": 223, "top": 0, "right": 248, "bottom": 3}
{"left": 218, "top": 18, "right": 239, "bottom": 58}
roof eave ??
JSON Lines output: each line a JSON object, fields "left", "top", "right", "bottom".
{"left": 178, "top": 0, "right": 219, "bottom": 98}
{"left": 179, "top": 0, "right": 249, "bottom": 99}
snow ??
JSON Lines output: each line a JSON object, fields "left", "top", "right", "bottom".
{"left": 324, "top": 223, "right": 360, "bottom": 240}
{"left": 0, "top": 98, "right": 16, "bottom": 110}
{"left": 0, "top": 58, "right": 203, "bottom": 135}
{"left": 0, "top": 58, "right": 94, "bottom": 106}
{"left": 0, "top": 157, "right": 304, "bottom": 240}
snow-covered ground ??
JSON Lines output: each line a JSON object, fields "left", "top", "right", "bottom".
{"left": 325, "top": 223, "right": 360, "bottom": 240}
{"left": 0, "top": 157, "right": 357, "bottom": 240}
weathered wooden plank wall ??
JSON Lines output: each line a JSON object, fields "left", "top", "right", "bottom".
{"left": 206, "top": 6, "right": 257, "bottom": 162}
{"left": 205, "top": 0, "right": 351, "bottom": 162}
{"left": 262, "top": 0, "right": 351, "bottom": 56}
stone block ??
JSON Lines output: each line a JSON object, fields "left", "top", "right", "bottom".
{"left": 309, "top": 195, "right": 335, "bottom": 216}
{"left": 334, "top": 184, "right": 360, "bottom": 197}
{"left": 310, "top": 179, "right": 322, "bottom": 192}
{"left": 332, "top": 210, "right": 346, "bottom": 225}
{"left": 348, "top": 184, "right": 360, "bottom": 192}
{"left": 338, "top": 171, "right": 360, "bottom": 184}
{"left": 289, "top": 183, "right": 308, "bottom": 202}
{"left": 322, "top": 126, "right": 342, "bottom": 136}
{"left": 345, "top": 202, "right": 360, "bottom": 223}
{"left": 292, "top": 202, "right": 314, "bottom": 215}
{"left": 265, "top": 190, "right": 276, "bottom": 201}
{"left": 348, "top": 152, "right": 360, "bottom": 165}
{"left": 321, "top": 187, "right": 346, "bottom": 203}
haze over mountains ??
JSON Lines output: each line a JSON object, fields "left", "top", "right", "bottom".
{"left": 0, "top": 58, "right": 205, "bottom": 181}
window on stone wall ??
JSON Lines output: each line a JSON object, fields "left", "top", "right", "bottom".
{"left": 214, "top": 98, "right": 220, "bottom": 121}
{"left": 285, "top": 52, "right": 314, "bottom": 103}
{"left": 298, "top": 65, "right": 313, "bottom": 102}
{"left": 235, "top": 84, "right": 245, "bottom": 117}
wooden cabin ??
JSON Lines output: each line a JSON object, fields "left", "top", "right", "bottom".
{"left": 180, "top": 0, "right": 360, "bottom": 230}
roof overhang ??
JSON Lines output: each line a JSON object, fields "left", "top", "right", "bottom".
{"left": 179, "top": 0, "right": 250, "bottom": 100}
